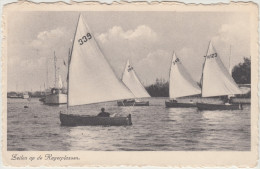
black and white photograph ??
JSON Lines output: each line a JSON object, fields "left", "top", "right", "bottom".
{"left": 2, "top": 1, "right": 258, "bottom": 167}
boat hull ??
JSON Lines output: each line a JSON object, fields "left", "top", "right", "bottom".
{"left": 230, "top": 97, "right": 251, "bottom": 104}
{"left": 45, "top": 94, "right": 67, "bottom": 105}
{"left": 39, "top": 97, "right": 46, "bottom": 102}
{"left": 117, "top": 100, "right": 149, "bottom": 106}
{"left": 196, "top": 103, "right": 242, "bottom": 111}
{"left": 60, "top": 113, "right": 132, "bottom": 126}
{"left": 22, "top": 95, "right": 29, "bottom": 99}
{"left": 165, "top": 101, "right": 196, "bottom": 108}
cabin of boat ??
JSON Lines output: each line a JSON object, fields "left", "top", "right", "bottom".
{"left": 60, "top": 113, "right": 132, "bottom": 126}
{"left": 45, "top": 88, "right": 67, "bottom": 105}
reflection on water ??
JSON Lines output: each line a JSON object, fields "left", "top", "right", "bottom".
{"left": 7, "top": 98, "right": 250, "bottom": 151}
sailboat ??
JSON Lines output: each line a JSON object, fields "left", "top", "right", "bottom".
{"left": 60, "top": 15, "right": 134, "bottom": 126}
{"left": 117, "top": 60, "right": 150, "bottom": 106}
{"left": 196, "top": 41, "right": 242, "bottom": 110}
{"left": 45, "top": 52, "right": 67, "bottom": 105}
{"left": 165, "top": 52, "right": 201, "bottom": 108}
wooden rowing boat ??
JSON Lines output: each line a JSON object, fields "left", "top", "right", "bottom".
{"left": 60, "top": 113, "right": 132, "bottom": 126}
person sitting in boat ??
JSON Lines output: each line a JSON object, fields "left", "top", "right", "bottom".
{"left": 225, "top": 98, "right": 231, "bottom": 105}
{"left": 97, "top": 108, "right": 110, "bottom": 117}
{"left": 170, "top": 100, "right": 177, "bottom": 103}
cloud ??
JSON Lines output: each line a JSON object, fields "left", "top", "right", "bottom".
{"left": 97, "top": 25, "right": 157, "bottom": 43}
{"left": 8, "top": 27, "right": 71, "bottom": 91}
{"left": 211, "top": 21, "right": 250, "bottom": 69}
{"left": 212, "top": 21, "right": 250, "bottom": 46}
{"left": 94, "top": 25, "right": 158, "bottom": 79}
{"left": 29, "top": 27, "right": 68, "bottom": 49}
{"left": 135, "top": 50, "right": 171, "bottom": 85}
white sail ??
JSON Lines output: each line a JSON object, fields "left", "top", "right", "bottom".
{"left": 201, "top": 41, "right": 241, "bottom": 97}
{"left": 169, "top": 53, "right": 201, "bottom": 99}
{"left": 58, "top": 75, "right": 63, "bottom": 89}
{"left": 68, "top": 15, "right": 134, "bottom": 106}
{"left": 122, "top": 60, "right": 150, "bottom": 98}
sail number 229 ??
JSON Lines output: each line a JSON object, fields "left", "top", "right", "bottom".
{"left": 78, "top": 33, "right": 92, "bottom": 45}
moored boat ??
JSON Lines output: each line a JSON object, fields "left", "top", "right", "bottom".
{"left": 117, "top": 60, "right": 150, "bottom": 106}
{"left": 165, "top": 52, "right": 201, "bottom": 108}
{"left": 22, "top": 93, "right": 30, "bottom": 99}
{"left": 197, "top": 41, "right": 242, "bottom": 111}
{"left": 60, "top": 15, "right": 134, "bottom": 126}
{"left": 45, "top": 53, "right": 67, "bottom": 105}
{"left": 8, "top": 92, "right": 21, "bottom": 98}
{"left": 45, "top": 88, "right": 67, "bottom": 105}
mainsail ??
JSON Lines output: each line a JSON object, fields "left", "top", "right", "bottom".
{"left": 122, "top": 60, "right": 150, "bottom": 98}
{"left": 68, "top": 15, "right": 134, "bottom": 106}
{"left": 169, "top": 53, "right": 201, "bottom": 99}
{"left": 201, "top": 41, "right": 241, "bottom": 97}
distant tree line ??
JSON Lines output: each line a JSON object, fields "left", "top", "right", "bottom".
{"left": 232, "top": 57, "right": 251, "bottom": 84}
{"left": 145, "top": 57, "right": 251, "bottom": 97}
{"left": 145, "top": 78, "right": 169, "bottom": 97}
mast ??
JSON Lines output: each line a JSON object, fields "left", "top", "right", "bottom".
{"left": 229, "top": 45, "right": 232, "bottom": 75}
{"left": 46, "top": 57, "right": 49, "bottom": 90}
{"left": 54, "top": 51, "right": 57, "bottom": 88}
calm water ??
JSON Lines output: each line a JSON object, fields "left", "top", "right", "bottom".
{"left": 7, "top": 98, "right": 250, "bottom": 151}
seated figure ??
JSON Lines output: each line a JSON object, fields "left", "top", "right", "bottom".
{"left": 97, "top": 108, "right": 110, "bottom": 117}
{"left": 170, "top": 100, "right": 177, "bottom": 103}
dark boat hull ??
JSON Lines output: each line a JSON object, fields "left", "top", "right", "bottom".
{"left": 165, "top": 101, "right": 196, "bottom": 108}
{"left": 230, "top": 97, "right": 251, "bottom": 104}
{"left": 117, "top": 100, "right": 149, "bottom": 106}
{"left": 196, "top": 103, "right": 242, "bottom": 111}
{"left": 60, "top": 113, "right": 132, "bottom": 126}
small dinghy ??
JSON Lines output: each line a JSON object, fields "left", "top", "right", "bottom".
{"left": 60, "top": 15, "right": 134, "bottom": 126}
{"left": 117, "top": 60, "right": 150, "bottom": 106}
{"left": 197, "top": 41, "right": 242, "bottom": 111}
{"left": 165, "top": 52, "right": 201, "bottom": 108}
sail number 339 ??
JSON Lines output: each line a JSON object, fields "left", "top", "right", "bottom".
{"left": 78, "top": 33, "right": 92, "bottom": 45}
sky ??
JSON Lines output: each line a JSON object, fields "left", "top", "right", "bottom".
{"left": 7, "top": 11, "right": 251, "bottom": 92}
